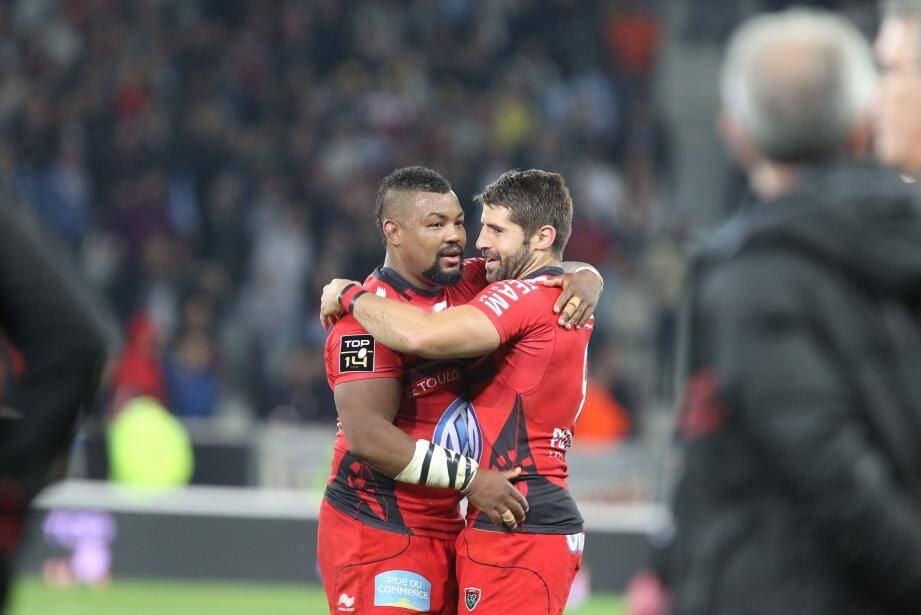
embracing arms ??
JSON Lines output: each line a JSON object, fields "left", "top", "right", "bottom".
{"left": 320, "top": 265, "right": 603, "bottom": 359}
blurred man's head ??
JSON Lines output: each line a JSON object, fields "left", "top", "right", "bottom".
{"left": 375, "top": 166, "right": 466, "bottom": 286}
{"left": 474, "top": 169, "right": 573, "bottom": 282}
{"left": 719, "top": 9, "right": 877, "bottom": 193}
{"left": 876, "top": 1, "right": 921, "bottom": 174}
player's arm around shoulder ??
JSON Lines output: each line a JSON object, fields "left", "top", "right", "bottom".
{"left": 404, "top": 304, "right": 501, "bottom": 359}
{"left": 322, "top": 278, "right": 500, "bottom": 360}
{"left": 543, "top": 262, "right": 604, "bottom": 329}
{"left": 353, "top": 296, "right": 500, "bottom": 360}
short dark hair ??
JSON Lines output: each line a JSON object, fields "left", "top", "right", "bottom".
{"left": 374, "top": 166, "right": 452, "bottom": 242}
{"left": 474, "top": 169, "right": 573, "bottom": 255}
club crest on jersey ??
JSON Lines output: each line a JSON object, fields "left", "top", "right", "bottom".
{"left": 434, "top": 398, "right": 483, "bottom": 462}
{"left": 373, "top": 570, "right": 431, "bottom": 611}
{"left": 340, "top": 335, "right": 375, "bottom": 373}
{"left": 464, "top": 587, "right": 482, "bottom": 611}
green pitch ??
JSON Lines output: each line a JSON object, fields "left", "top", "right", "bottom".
{"left": 9, "top": 577, "right": 624, "bottom": 614}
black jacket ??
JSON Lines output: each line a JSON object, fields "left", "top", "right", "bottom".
{"left": 0, "top": 203, "right": 107, "bottom": 609}
{"left": 669, "top": 163, "right": 921, "bottom": 615}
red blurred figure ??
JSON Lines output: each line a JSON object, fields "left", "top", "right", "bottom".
{"left": 111, "top": 314, "right": 165, "bottom": 414}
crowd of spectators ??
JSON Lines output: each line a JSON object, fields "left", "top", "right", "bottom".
{"left": 0, "top": 0, "right": 678, "bottom": 440}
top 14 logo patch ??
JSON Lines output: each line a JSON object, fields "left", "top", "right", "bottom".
{"left": 340, "top": 334, "right": 375, "bottom": 372}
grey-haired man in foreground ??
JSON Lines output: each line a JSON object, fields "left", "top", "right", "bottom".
{"left": 661, "top": 8, "right": 921, "bottom": 615}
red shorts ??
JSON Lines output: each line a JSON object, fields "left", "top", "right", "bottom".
{"left": 317, "top": 499, "right": 458, "bottom": 614}
{"left": 454, "top": 527, "right": 584, "bottom": 615}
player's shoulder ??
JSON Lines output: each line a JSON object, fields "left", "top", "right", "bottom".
{"left": 481, "top": 276, "right": 557, "bottom": 298}
{"left": 475, "top": 277, "right": 556, "bottom": 318}
{"left": 362, "top": 272, "right": 397, "bottom": 299}
{"left": 446, "top": 258, "right": 488, "bottom": 301}
{"left": 462, "top": 257, "right": 486, "bottom": 274}
{"left": 326, "top": 314, "right": 371, "bottom": 347}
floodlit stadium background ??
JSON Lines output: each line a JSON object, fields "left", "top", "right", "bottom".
{"left": 0, "top": 1, "right": 879, "bottom": 613}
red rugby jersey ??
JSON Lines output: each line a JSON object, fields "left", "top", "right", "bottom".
{"left": 323, "top": 259, "right": 488, "bottom": 540}
{"left": 467, "top": 266, "right": 593, "bottom": 534}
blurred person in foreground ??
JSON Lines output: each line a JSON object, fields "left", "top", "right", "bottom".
{"left": 0, "top": 203, "right": 107, "bottom": 610}
{"left": 654, "top": 9, "right": 921, "bottom": 615}
{"left": 316, "top": 166, "right": 600, "bottom": 614}
{"left": 877, "top": 1, "right": 921, "bottom": 175}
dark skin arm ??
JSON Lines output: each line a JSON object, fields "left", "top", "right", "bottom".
{"left": 542, "top": 267, "right": 603, "bottom": 329}
{"left": 334, "top": 377, "right": 412, "bottom": 477}
{"left": 334, "top": 378, "right": 529, "bottom": 528}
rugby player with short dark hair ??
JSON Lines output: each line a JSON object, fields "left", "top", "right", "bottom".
{"left": 318, "top": 166, "right": 601, "bottom": 615}
{"left": 322, "top": 169, "right": 593, "bottom": 615}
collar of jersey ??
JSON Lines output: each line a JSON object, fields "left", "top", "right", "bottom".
{"left": 522, "top": 265, "right": 564, "bottom": 280}
{"left": 374, "top": 266, "right": 444, "bottom": 298}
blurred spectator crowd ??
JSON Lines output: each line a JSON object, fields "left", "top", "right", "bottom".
{"left": 0, "top": 0, "right": 682, "bottom": 441}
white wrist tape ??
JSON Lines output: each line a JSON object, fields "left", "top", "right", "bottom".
{"left": 395, "top": 439, "right": 479, "bottom": 493}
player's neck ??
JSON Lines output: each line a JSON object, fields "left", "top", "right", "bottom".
{"left": 517, "top": 254, "right": 560, "bottom": 280}
{"left": 382, "top": 253, "right": 440, "bottom": 291}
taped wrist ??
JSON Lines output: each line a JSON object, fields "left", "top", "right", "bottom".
{"left": 395, "top": 439, "right": 479, "bottom": 493}
{"left": 338, "top": 283, "right": 368, "bottom": 314}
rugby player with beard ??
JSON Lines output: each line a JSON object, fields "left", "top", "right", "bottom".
{"left": 318, "top": 166, "right": 601, "bottom": 615}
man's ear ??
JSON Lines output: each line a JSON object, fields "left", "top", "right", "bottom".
{"left": 383, "top": 219, "right": 401, "bottom": 247}
{"left": 532, "top": 225, "right": 557, "bottom": 252}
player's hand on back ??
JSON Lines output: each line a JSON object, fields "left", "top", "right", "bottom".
{"left": 464, "top": 467, "right": 529, "bottom": 530}
{"left": 543, "top": 269, "right": 603, "bottom": 330}
{"left": 320, "top": 278, "right": 361, "bottom": 330}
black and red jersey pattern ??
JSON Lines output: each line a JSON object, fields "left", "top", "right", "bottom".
{"left": 471, "top": 393, "right": 583, "bottom": 534}
{"left": 467, "top": 267, "right": 593, "bottom": 534}
{"left": 323, "top": 260, "right": 488, "bottom": 540}
{"left": 324, "top": 452, "right": 409, "bottom": 534}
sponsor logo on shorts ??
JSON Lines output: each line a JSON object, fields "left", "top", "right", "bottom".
{"left": 340, "top": 335, "right": 375, "bottom": 373}
{"left": 373, "top": 570, "right": 431, "bottom": 612}
{"left": 464, "top": 587, "right": 482, "bottom": 611}
{"left": 434, "top": 398, "right": 483, "bottom": 462}
{"left": 337, "top": 592, "right": 356, "bottom": 612}
{"left": 567, "top": 531, "right": 585, "bottom": 554}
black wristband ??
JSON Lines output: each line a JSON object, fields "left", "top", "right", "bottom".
{"left": 338, "top": 283, "right": 368, "bottom": 315}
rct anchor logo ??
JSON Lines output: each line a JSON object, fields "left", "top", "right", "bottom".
{"left": 434, "top": 398, "right": 482, "bottom": 462}
{"left": 337, "top": 593, "right": 356, "bottom": 612}
{"left": 464, "top": 587, "right": 482, "bottom": 611}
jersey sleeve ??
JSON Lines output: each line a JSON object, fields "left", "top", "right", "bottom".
{"left": 325, "top": 314, "right": 404, "bottom": 387}
{"left": 469, "top": 280, "right": 552, "bottom": 344}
